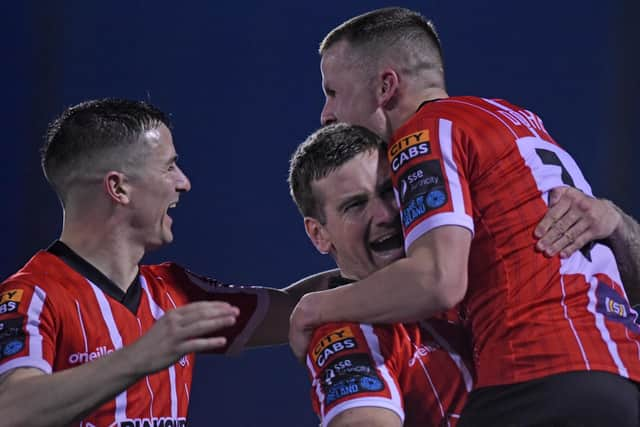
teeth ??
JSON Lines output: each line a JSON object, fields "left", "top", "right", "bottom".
{"left": 168, "top": 202, "right": 177, "bottom": 209}
{"left": 373, "top": 234, "right": 395, "bottom": 244}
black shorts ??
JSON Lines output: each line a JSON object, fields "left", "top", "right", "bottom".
{"left": 458, "top": 371, "right": 640, "bottom": 427}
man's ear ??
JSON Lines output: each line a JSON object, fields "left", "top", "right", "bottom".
{"left": 304, "top": 217, "right": 332, "bottom": 255}
{"left": 104, "top": 171, "right": 131, "bottom": 205}
{"left": 378, "top": 68, "right": 400, "bottom": 108}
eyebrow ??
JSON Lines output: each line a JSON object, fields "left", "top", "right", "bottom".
{"left": 167, "top": 154, "right": 179, "bottom": 165}
{"left": 337, "top": 193, "right": 367, "bottom": 212}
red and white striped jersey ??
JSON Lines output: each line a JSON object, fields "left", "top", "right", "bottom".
{"left": 305, "top": 313, "right": 473, "bottom": 427}
{"left": 389, "top": 96, "right": 640, "bottom": 388}
{"left": 0, "top": 241, "right": 269, "bottom": 427}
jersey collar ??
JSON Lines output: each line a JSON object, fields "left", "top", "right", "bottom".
{"left": 416, "top": 98, "right": 443, "bottom": 112}
{"left": 47, "top": 240, "right": 142, "bottom": 314}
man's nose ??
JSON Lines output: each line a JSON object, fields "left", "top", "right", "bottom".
{"left": 371, "top": 196, "right": 398, "bottom": 224}
{"left": 321, "top": 101, "right": 337, "bottom": 126}
{"left": 177, "top": 166, "right": 191, "bottom": 192}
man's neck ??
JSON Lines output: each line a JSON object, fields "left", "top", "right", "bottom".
{"left": 390, "top": 87, "right": 449, "bottom": 136}
{"left": 60, "top": 224, "right": 144, "bottom": 293}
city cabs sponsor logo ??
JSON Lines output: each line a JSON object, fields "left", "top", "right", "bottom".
{"left": 68, "top": 345, "right": 115, "bottom": 365}
{"left": 312, "top": 326, "right": 357, "bottom": 368}
{"left": 0, "top": 289, "right": 23, "bottom": 314}
{"left": 388, "top": 130, "right": 430, "bottom": 172}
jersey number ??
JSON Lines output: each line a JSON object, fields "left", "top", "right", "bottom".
{"left": 520, "top": 140, "right": 594, "bottom": 261}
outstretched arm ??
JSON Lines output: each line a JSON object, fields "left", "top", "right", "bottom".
{"left": 0, "top": 301, "right": 238, "bottom": 427}
{"left": 244, "top": 269, "right": 340, "bottom": 347}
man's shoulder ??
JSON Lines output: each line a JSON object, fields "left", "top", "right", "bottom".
{"left": 410, "top": 96, "right": 525, "bottom": 121}
{"left": 140, "top": 261, "right": 183, "bottom": 277}
{"left": 1, "top": 251, "right": 65, "bottom": 290}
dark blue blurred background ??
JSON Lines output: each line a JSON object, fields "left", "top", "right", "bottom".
{"left": 2, "top": 1, "right": 638, "bottom": 425}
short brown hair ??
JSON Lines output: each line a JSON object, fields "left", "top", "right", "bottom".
{"left": 288, "top": 123, "right": 386, "bottom": 223}
{"left": 320, "top": 7, "right": 444, "bottom": 79}
{"left": 42, "top": 98, "right": 171, "bottom": 203}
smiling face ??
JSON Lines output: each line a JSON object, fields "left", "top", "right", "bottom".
{"left": 127, "top": 124, "right": 191, "bottom": 250}
{"left": 305, "top": 148, "right": 404, "bottom": 280}
{"left": 319, "top": 41, "right": 390, "bottom": 141}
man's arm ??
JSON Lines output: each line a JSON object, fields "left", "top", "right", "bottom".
{"left": 606, "top": 204, "right": 640, "bottom": 304}
{"left": 0, "top": 301, "right": 237, "bottom": 427}
{"left": 329, "top": 407, "right": 402, "bottom": 427}
{"left": 290, "top": 226, "right": 471, "bottom": 359}
{"left": 245, "top": 269, "right": 340, "bottom": 347}
{"left": 535, "top": 187, "right": 640, "bottom": 303}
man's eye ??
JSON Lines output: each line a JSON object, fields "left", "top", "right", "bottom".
{"left": 344, "top": 200, "right": 365, "bottom": 212}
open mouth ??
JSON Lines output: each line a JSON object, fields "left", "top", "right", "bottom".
{"left": 369, "top": 231, "right": 403, "bottom": 254}
{"left": 166, "top": 201, "right": 178, "bottom": 219}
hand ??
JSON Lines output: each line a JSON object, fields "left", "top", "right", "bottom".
{"left": 128, "top": 301, "right": 239, "bottom": 374}
{"left": 289, "top": 293, "right": 320, "bottom": 363}
{"left": 535, "top": 187, "right": 621, "bottom": 258}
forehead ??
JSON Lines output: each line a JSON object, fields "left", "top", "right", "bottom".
{"left": 140, "top": 124, "right": 175, "bottom": 157}
{"left": 321, "top": 41, "right": 361, "bottom": 79}
{"left": 313, "top": 150, "right": 389, "bottom": 205}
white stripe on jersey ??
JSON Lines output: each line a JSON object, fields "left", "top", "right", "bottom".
{"left": 75, "top": 300, "right": 89, "bottom": 353}
{"left": 515, "top": 136, "right": 593, "bottom": 197}
{"left": 482, "top": 98, "right": 541, "bottom": 138}
{"left": 403, "top": 119, "right": 474, "bottom": 250}
{"left": 26, "top": 286, "right": 46, "bottom": 363}
{"left": 88, "top": 280, "right": 127, "bottom": 424}
{"left": 444, "top": 99, "right": 518, "bottom": 138}
{"left": 420, "top": 321, "right": 474, "bottom": 392}
{"left": 0, "top": 286, "right": 52, "bottom": 375}
{"left": 140, "top": 276, "right": 178, "bottom": 418}
{"left": 515, "top": 136, "right": 635, "bottom": 377}
{"left": 586, "top": 276, "right": 628, "bottom": 377}
{"left": 306, "top": 355, "right": 327, "bottom": 417}
{"left": 405, "top": 213, "right": 475, "bottom": 251}
{"left": 137, "top": 317, "right": 155, "bottom": 419}
{"left": 559, "top": 275, "right": 591, "bottom": 369}
{"left": 183, "top": 384, "right": 190, "bottom": 404}
{"left": 360, "top": 325, "right": 404, "bottom": 417}
{"left": 323, "top": 397, "right": 404, "bottom": 427}
{"left": 439, "top": 119, "right": 467, "bottom": 218}
{"left": 140, "top": 276, "right": 165, "bottom": 319}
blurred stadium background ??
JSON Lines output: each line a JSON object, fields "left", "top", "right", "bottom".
{"left": 1, "top": 1, "right": 637, "bottom": 425}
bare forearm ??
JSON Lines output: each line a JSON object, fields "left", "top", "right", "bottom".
{"left": 311, "top": 258, "right": 453, "bottom": 325}
{"left": 0, "top": 348, "right": 143, "bottom": 427}
{"left": 284, "top": 268, "right": 340, "bottom": 300}
{"left": 606, "top": 203, "right": 640, "bottom": 305}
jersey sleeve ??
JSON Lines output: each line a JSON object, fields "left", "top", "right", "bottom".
{"left": 389, "top": 117, "right": 474, "bottom": 251}
{"left": 305, "top": 322, "right": 404, "bottom": 427}
{"left": 0, "top": 281, "right": 56, "bottom": 376}
{"left": 154, "top": 263, "right": 270, "bottom": 355}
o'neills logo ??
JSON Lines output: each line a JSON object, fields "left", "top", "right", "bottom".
{"left": 68, "top": 346, "right": 114, "bottom": 364}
